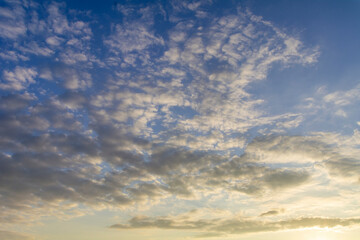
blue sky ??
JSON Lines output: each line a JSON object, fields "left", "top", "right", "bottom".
{"left": 1, "top": 0, "right": 360, "bottom": 239}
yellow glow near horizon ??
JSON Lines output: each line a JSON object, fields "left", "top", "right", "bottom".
{"left": 309, "top": 231, "right": 336, "bottom": 240}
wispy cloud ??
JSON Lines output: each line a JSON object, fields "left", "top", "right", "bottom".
{"left": 110, "top": 212, "right": 360, "bottom": 236}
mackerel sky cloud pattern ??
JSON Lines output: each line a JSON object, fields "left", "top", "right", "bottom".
{"left": 1, "top": 0, "right": 360, "bottom": 239}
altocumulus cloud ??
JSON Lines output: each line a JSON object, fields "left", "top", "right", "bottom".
{"left": 0, "top": 0, "right": 359, "bottom": 239}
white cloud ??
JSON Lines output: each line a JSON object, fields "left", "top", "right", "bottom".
{"left": 47, "top": 2, "right": 70, "bottom": 35}
{"left": 298, "top": 84, "right": 360, "bottom": 122}
{"left": 60, "top": 49, "right": 88, "bottom": 64}
{"left": 0, "top": 51, "right": 29, "bottom": 61}
{"left": 17, "top": 41, "right": 54, "bottom": 56}
{"left": 154, "top": 8, "right": 319, "bottom": 137}
{"left": 0, "top": 0, "right": 95, "bottom": 71}
{"left": 1, "top": 67, "right": 37, "bottom": 91}
{"left": 104, "top": 5, "right": 164, "bottom": 57}
{"left": 0, "top": 3, "right": 26, "bottom": 39}
{"left": 105, "top": 23, "right": 164, "bottom": 53}
{"left": 46, "top": 36, "right": 64, "bottom": 46}
{"left": 323, "top": 83, "right": 360, "bottom": 106}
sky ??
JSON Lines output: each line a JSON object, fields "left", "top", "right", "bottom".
{"left": 0, "top": 0, "right": 360, "bottom": 239}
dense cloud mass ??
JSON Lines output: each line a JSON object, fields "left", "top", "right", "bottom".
{"left": 0, "top": 0, "right": 360, "bottom": 239}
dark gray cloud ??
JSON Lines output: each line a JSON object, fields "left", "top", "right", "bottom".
{"left": 264, "top": 170, "right": 310, "bottom": 189}
{"left": 58, "top": 91, "right": 87, "bottom": 109}
{"left": 324, "top": 158, "right": 360, "bottom": 181}
{"left": 260, "top": 209, "right": 284, "bottom": 217}
{"left": 0, "top": 93, "right": 35, "bottom": 112}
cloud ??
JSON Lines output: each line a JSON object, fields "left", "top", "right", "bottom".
{"left": 263, "top": 170, "right": 310, "bottom": 189}
{"left": 0, "top": 98, "right": 321, "bottom": 224}
{"left": 0, "top": 50, "right": 29, "bottom": 61}
{"left": 324, "top": 158, "right": 360, "bottom": 183}
{"left": 105, "top": 23, "right": 164, "bottom": 53}
{"left": 0, "top": 1, "right": 26, "bottom": 39}
{"left": 46, "top": 36, "right": 64, "bottom": 46}
{"left": 323, "top": 84, "right": 360, "bottom": 106}
{"left": 39, "top": 64, "right": 92, "bottom": 90}
{"left": 155, "top": 8, "right": 319, "bottom": 136}
{"left": 17, "top": 41, "right": 54, "bottom": 57}
{"left": 298, "top": 84, "right": 360, "bottom": 126}
{"left": 1, "top": 86, "right": 355, "bottom": 225}
{"left": 58, "top": 91, "right": 87, "bottom": 109}
{"left": 93, "top": 3, "right": 320, "bottom": 160}
{"left": 0, "top": 93, "right": 35, "bottom": 112}
{"left": 2, "top": 0, "right": 356, "bottom": 234}
{"left": 259, "top": 209, "right": 284, "bottom": 217}
{"left": 110, "top": 213, "right": 360, "bottom": 236}
{"left": 104, "top": 4, "right": 164, "bottom": 68}
{"left": 1, "top": 67, "right": 37, "bottom": 91}
{"left": 0, "top": 85, "right": 357, "bottom": 226}
{"left": 245, "top": 135, "right": 328, "bottom": 164}
{"left": 0, "top": 0, "right": 94, "bottom": 69}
